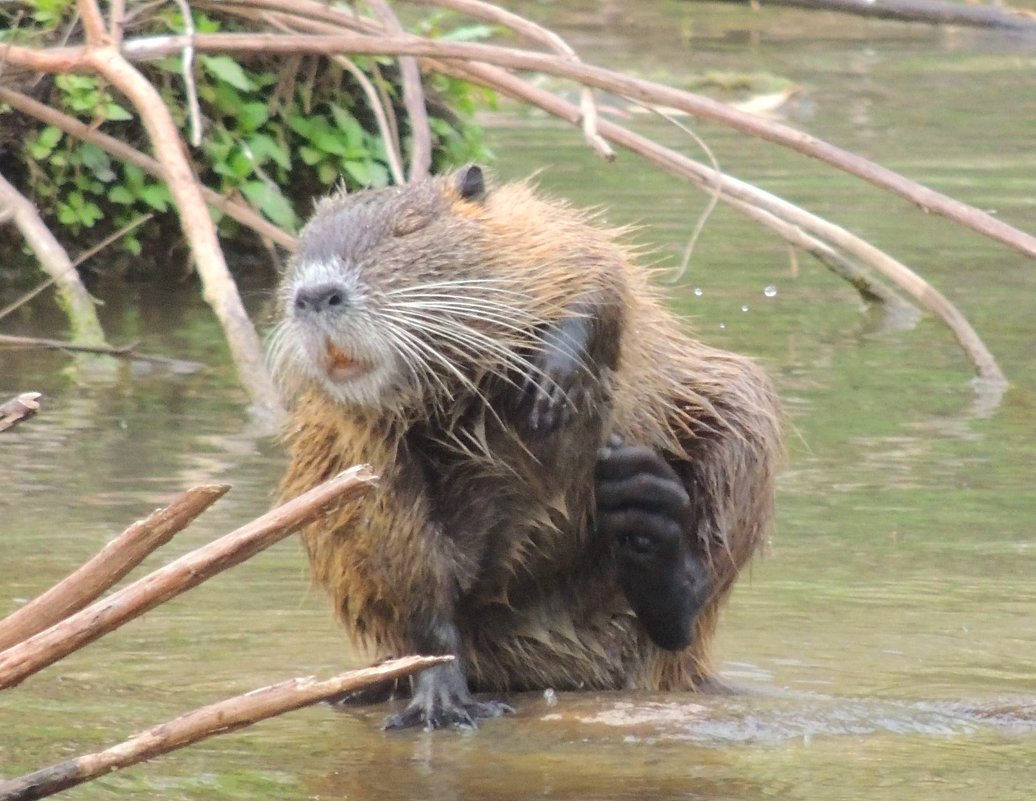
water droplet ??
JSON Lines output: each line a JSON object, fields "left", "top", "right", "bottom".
{"left": 719, "top": 322, "right": 726, "bottom": 329}
{"left": 764, "top": 285, "right": 778, "bottom": 298}
{"left": 741, "top": 305, "right": 749, "bottom": 313}
{"left": 693, "top": 287, "right": 703, "bottom": 297}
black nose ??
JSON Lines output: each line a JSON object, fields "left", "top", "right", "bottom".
{"left": 293, "top": 283, "right": 349, "bottom": 316}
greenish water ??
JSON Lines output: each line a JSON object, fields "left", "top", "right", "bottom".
{"left": 2, "top": 3, "right": 1035, "bottom": 799}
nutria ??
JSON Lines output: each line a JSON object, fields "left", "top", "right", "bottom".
{"left": 272, "top": 165, "right": 781, "bottom": 730}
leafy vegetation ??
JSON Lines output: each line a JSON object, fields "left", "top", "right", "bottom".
{"left": 0, "top": 2, "right": 495, "bottom": 268}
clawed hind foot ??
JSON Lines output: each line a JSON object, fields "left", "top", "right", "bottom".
{"left": 381, "top": 663, "right": 513, "bottom": 731}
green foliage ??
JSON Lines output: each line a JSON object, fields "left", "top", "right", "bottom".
{"left": 2, "top": 4, "right": 496, "bottom": 266}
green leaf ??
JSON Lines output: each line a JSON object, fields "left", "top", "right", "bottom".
{"left": 314, "top": 130, "right": 348, "bottom": 157}
{"left": 247, "top": 133, "right": 290, "bottom": 170}
{"left": 317, "top": 161, "right": 338, "bottom": 185}
{"left": 236, "top": 102, "right": 268, "bottom": 133}
{"left": 366, "top": 160, "right": 390, "bottom": 189}
{"left": 343, "top": 160, "right": 370, "bottom": 186}
{"left": 440, "top": 24, "right": 496, "bottom": 42}
{"left": 241, "top": 181, "right": 298, "bottom": 230}
{"left": 57, "top": 203, "right": 77, "bottom": 226}
{"left": 286, "top": 114, "right": 313, "bottom": 138}
{"left": 201, "top": 55, "right": 255, "bottom": 91}
{"left": 140, "top": 183, "right": 170, "bottom": 212}
{"left": 123, "top": 235, "right": 142, "bottom": 256}
{"left": 79, "top": 201, "right": 103, "bottom": 227}
{"left": 80, "top": 144, "right": 116, "bottom": 182}
{"left": 298, "top": 146, "right": 323, "bottom": 166}
{"left": 227, "top": 149, "right": 254, "bottom": 178}
{"left": 103, "top": 102, "right": 134, "bottom": 122}
{"left": 30, "top": 126, "right": 63, "bottom": 158}
{"left": 108, "top": 185, "right": 134, "bottom": 204}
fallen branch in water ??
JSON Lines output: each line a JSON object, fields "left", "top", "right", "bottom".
{"left": 0, "top": 485, "right": 230, "bottom": 651}
{"left": 0, "top": 393, "right": 42, "bottom": 434}
{"left": 708, "top": 0, "right": 1036, "bottom": 30}
{"left": 0, "top": 655, "right": 450, "bottom": 801}
{"left": 0, "top": 465, "right": 377, "bottom": 690}
{"left": 0, "top": 334, "right": 205, "bottom": 369}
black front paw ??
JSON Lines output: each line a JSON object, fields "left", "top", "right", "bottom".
{"left": 595, "top": 439, "right": 711, "bottom": 651}
{"left": 519, "top": 314, "right": 594, "bottom": 435}
{"left": 382, "top": 663, "right": 513, "bottom": 731}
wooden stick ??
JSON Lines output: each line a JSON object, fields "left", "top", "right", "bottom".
{"left": 0, "top": 465, "right": 377, "bottom": 690}
{"left": 0, "top": 655, "right": 450, "bottom": 801}
{"left": 0, "top": 485, "right": 230, "bottom": 651}
{"left": 0, "top": 393, "right": 42, "bottom": 434}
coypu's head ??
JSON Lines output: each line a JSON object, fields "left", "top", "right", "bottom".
{"left": 270, "top": 165, "right": 552, "bottom": 414}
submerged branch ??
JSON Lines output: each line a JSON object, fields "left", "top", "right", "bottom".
{"left": 0, "top": 393, "right": 42, "bottom": 434}
{"left": 711, "top": 0, "right": 1036, "bottom": 30}
{"left": 0, "top": 656, "right": 451, "bottom": 801}
{"left": 0, "top": 334, "right": 205, "bottom": 368}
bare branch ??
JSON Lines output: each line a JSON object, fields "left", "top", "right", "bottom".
{"left": 0, "top": 656, "right": 451, "bottom": 801}
{"left": 0, "top": 485, "right": 230, "bottom": 651}
{"left": 171, "top": 0, "right": 203, "bottom": 146}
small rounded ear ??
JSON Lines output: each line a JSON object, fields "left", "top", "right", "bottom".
{"left": 456, "top": 164, "right": 486, "bottom": 202}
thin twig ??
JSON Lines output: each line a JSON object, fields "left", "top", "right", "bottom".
{"left": 367, "top": 0, "right": 432, "bottom": 180}
{"left": 0, "top": 465, "right": 376, "bottom": 690}
{"left": 409, "top": 0, "right": 614, "bottom": 158}
{"left": 645, "top": 105, "right": 725, "bottom": 283}
{"left": 108, "top": 0, "right": 126, "bottom": 46}
{"left": 260, "top": 11, "right": 406, "bottom": 184}
{"left": 0, "top": 656, "right": 450, "bottom": 801}
{"left": 171, "top": 0, "right": 203, "bottom": 146}
{"left": 0, "top": 485, "right": 231, "bottom": 651}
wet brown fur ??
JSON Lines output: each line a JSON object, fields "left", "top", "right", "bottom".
{"left": 276, "top": 169, "right": 781, "bottom": 693}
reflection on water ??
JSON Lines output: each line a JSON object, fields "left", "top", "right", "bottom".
{"left": 2, "top": 3, "right": 1036, "bottom": 799}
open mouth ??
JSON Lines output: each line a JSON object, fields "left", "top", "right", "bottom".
{"left": 324, "top": 339, "right": 370, "bottom": 382}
